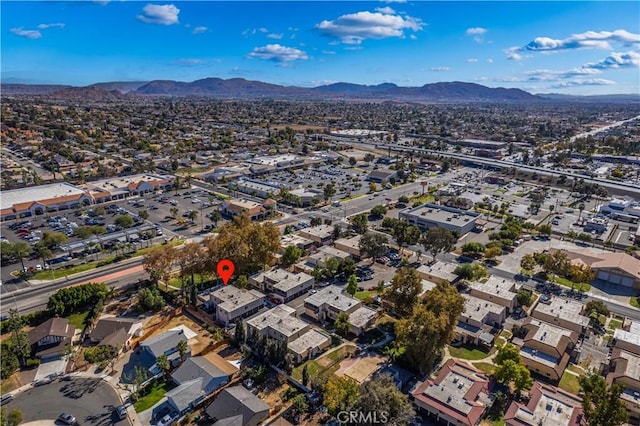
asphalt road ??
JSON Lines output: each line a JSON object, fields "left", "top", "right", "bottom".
{"left": 0, "top": 258, "right": 146, "bottom": 316}
{"left": 4, "top": 377, "right": 129, "bottom": 426}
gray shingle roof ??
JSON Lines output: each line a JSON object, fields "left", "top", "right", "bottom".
{"left": 171, "top": 357, "right": 229, "bottom": 386}
{"left": 141, "top": 329, "right": 186, "bottom": 358}
{"left": 206, "top": 386, "right": 269, "bottom": 426}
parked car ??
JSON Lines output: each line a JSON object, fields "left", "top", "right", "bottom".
{"left": 57, "top": 413, "right": 77, "bottom": 425}
{"left": 115, "top": 405, "right": 127, "bottom": 420}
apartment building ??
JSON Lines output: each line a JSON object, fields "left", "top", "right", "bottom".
{"left": 249, "top": 269, "right": 314, "bottom": 303}
{"left": 304, "top": 285, "right": 361, "bottom": 322}
{"left": 469, "top": 276, "right": 518, "bottom": 313}
{"left": 606, "top": 348, "right": 640, "bottom": 423}
{"left": 209, "top": 286, "right": 265, "bottom": 326}
{"left": 245, "top": 305, "right": 330, "bottom": 363}
{"left": 504, "top": 382, "right": 583, "bottom": 426}
{"left": 412, "top": 359, "right": 493, "bottom": 426}
{"left": 456, "top": 294, "right": 506, "bottom": 348}
{"left": 416, "top": 261, "right": 458, "bottom": 284}
{"left": 298, "top": 224, "right": 335, "bottom": 245}
{"left": 531, "top": 298, "right": 589, "bottom": 335}
{"left": 519, "top": 318, "right": 578, "bottom": 382}
{"left": 333, "top": 234, "right": 363, "bottom": 259}
{"left": 612, "top": 320, "right": 640, "bottom": 355}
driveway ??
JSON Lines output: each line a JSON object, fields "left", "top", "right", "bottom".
{"left": 4, "top": 377, "right": 129, "bottom": 426}
{"left": 34, "top": 358, "right": 69, "bottom": 381}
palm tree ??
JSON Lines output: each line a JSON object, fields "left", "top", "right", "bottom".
{"left": 156, "top": 354, "right": 170, "bottom": 380}
{"left": 177, "top": 340, "right": 188, "bottom": 361}
{"left": 33, "top": 243, "right": 52, "bottom": 269}
{"left": 170, "top": 207, "right": 179, "bottom": 218}
{"left": 187, "top": 210, "right": 198, "bottom": 224}
{"left": 12, "top": 242, "right": 32, "bottom": 272}
{"left": 578, "top": 203, "right": 585, "bottom": 221}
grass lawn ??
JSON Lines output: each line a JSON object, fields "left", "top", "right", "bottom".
{"left": 134, "top": 380, "right": 175, "bottom": 412}
{"left": 553, "top": 276, "right": 591, "bottom": 292}
{"left": 608, "top": 318, "right": 623, "bottom": 330}
{"left": 448, "top": 345, "right": 491, "bottom": 360}
{"left": 630, "top": 297, "right": 640, "bottom": 309}
{"left": 292, "top": 344, "right": 357, "bottom": 381}
{"left": 566, "top": 364, "right": 585, "bottom": 375}
{"left": 292, "top": 360, "right": 322, "bottom": 382}
{"left": 168, "top": 273, "right": 211, "bottom": 289}
{"left": 472, "top": 362, "right": 496, "bottom": 375}
{"left": 354, "top": 290, "right": 380, "bottom": 301}
{"left": 32, "top": 262, "right": 97, "bottom": 280}
{"left": 558, "top": 371, "right": 582, "bottom": 395}
{"left": 66, "top": 312, "right": 89, "bottom": 330}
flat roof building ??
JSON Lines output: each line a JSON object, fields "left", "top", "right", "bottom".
{"left": 280, "top": 234, "right": 315, "bottom": 251}
{"left": 245, "top": 306, "right": 330, "bottom": 363}
{"left": 470, "top": 276, "right": 518, "bottom": 313}
{"left": 1, "top": 182, "right": 93, "bottom": 221}
{"left": 399, "top": 203, "right": 480, "bottom": 235}
{"left": 304, "top": 285, "right": 361, "bottom": 323}
{"left": 347, "top": 306, "right": 379, "bottom": 336}
{"left": 606, "top": 348, "right": 640, "bottom": 423}
{"left": 209, "top": 286, "right": 265, "bottom": 326}
{"left": 519, "top": 318, "right": 578, "bottom": 382}
{"left": 612, "top": 320, "right": 640, "bottom": 356}
{"left": 333, "top": 234, "right": 363, "bottom": 258}
{"left": 307, "top": 246, "right": 351, "bottom": 267}
{"left": 249, "top": 269, "right": 314, "bottom": 302}
{"left": 416, "top": 261, "right": 458, "bottom": 284}
{"left": 298, "top": 224, "right": 335, "bottom": 245}
{"left": 456, "top": 295, "right": 506, "bottom": 348}
{"left": 531, "top": 298, "right": 589, "bottom": 335}
{"left": 504, "top": 382, "right": 583, "bottom": 426}
{"left": 412, "top": 359, "right": 493, "bottom": 426}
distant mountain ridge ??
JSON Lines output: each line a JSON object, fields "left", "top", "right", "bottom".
{"left": 2, "top": 77, "right": 633, "bottom": 103}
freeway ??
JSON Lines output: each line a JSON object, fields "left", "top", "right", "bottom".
{"left": 0, "top": 257, "right": 146, "bottom": 316}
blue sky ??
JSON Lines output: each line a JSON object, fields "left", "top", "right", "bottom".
{"left": 2, "top": 1, "right": 639, "bottom": 94}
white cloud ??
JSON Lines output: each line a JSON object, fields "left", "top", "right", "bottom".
{"left": 466, "top": 27, "right": 487, "bottom": 43}
{"left": 504, "top": 47, "right": 524, "bottom": 61}
{"left": 137, "top": 4, "right": 180, "bottom": 25}
{"left": 10, "top": 28, "right": 41, "bottom": 39}
{"left": 493, "top": 76, "right": 523, "bottom": 82}
{"left": 192, "top": 26, "right": 207, "bottom": 34}
{"left": 430, "top": 66, "right": 450, "bottom": 72}
{"left": 486, "top": 58, "right": 494, "bottom": 64}
{"left": 375, "top": 6, "right": 396, "bottom": 14}
{"left": 584, "top": 50, "right": 640, "bottom": 69}
{"left": 466, "top": 58, "right": 478, "bottom": 63}
{"left": 171, "top": 58, "right": 206, "bottom": 66}
{"left": 247, "top": 44, "right": 309, "bottom": 62}
{"left": 92, "top": 0, "right": 110, "bottom": 5}
{"left": 267, "top": 33, "right": 283, "bottom": 40}
{"left": 316, "top": 11, "right": 423, "bottom": 44}
{"left": 520, "top": 29, "right": 639, "bottom": 53}
{"left": 37, "top": 23, "right": 65, "bottom": 29}
{"left": 466, "top": 27, "right": 487, "bottom": 36}
{"left": 550, "top": 79, "right": 616, "bottom": 88}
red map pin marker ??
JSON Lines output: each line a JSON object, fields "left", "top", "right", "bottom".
{"left": 217, "top": 259, "right": 235, "bottom": 286}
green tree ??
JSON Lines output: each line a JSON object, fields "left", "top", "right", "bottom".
{"left": 384, "top": 267, "right": 422, "bottom": 318}
{"left": 516, "top": 290, "right": 533, "bottom": 307}
{"left": 370, "top": 205, "right": 387, "bottom": 220}
{"left": 1, "top": 408, "right": 23, "bottom": 426}
{"left": 234, "top": 322, "right": 246, "bottom": 346}
{"left": 115, "top": 214, "right": 135, "bottom": 228}
{"left": 578, "top": 203, "right": 586, "bottom": 221}
{"left": 323, "top": 182, "right": 336, "bottom": 201}
{"left": 323, "top": 377, "right": 360, "bottom": 416}
{"left": 537, "top": 223, "right": 552, "bottom": 237}
{"left": 579, "top": 373, "right": 628, "bottom": 426}
{"left": 282, "top": 245, "right": 303, "bottom": 267}
{"left": 483, "top": 245, "right": 503, "bottom": 261}
{"left": 585, "top": 300, "right": 610, "bottom": 318}
{"left": 495, "top": 343, "right": 521, "bottom": 366}
{"left": 138, "top": 209, "right": 150, "bottom": 221}
{"left": 291, "top": 393, "right": 309, "bottom": 417}
{"left": 156, "top": 354, "right": 170, "bottom": 380}
{"left": 494, "top": 359, "right": 533, "bottom": 394}
{"left": 520, "top": 253, "right": 536, "bottom": 273}
{"left": 301, "top": 364, "right": 309, "bottom": 387}
{"left": 454, "top": 262, "right": 487, "bottom": 281}
{"left": 33, "top": 242, "right": 52, "bottom": 269}
{"left": 234, "top": 275, "right": 248, "bottom": 290}
{"left": 334, "top": 312, "right": 350, "bottom": 336}
{"left": 359, "top": 232, "right": 388, "bottom": 264}
{"left": 11, "top": 242, "right": 31, "bottom": 272}
{"left": 0, "top": 343, "right": 19, "bottom": 379}
{"left": 461, "top": 242, "right": 485, "bottom": 257}
{"left": 178, "top": 339, "right": 188, "bottom": 360}
{"left": 352, "top": 375, "right": 415, "bottom": 426}
{"left": 138, "top": 287, "right": 166, "bottom": 312}
{"left": 391, "top": 220, "right": 421, "bottom": 253}
{"left": 346, "top": 274, "right": 358, "bottom": 296}
{"left": 421, "top": 227, "right": 457, "bottom": 261}
{"left": 350, "top": 213, "right": 369, "bottom": 234}
{"left": 348, "top": 156, "right": 357, "bottom": 166}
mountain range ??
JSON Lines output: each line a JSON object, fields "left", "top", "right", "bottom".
{"left": 1, "top": 77, "right": 636, "bottom": 102}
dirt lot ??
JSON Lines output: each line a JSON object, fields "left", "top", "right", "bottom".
{"left": 150, "top": 313, "right": 217, "bottom": 355}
